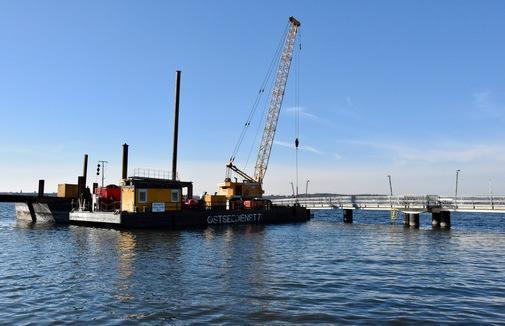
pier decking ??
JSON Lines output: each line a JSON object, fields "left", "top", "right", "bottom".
{"left": 271, "top": 195, "right": 505, "bottom": 213}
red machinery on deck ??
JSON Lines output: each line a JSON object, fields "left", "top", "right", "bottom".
{"left": 95, "top": 185, "right": 121, "bottom": 211}
{"left": 95, "top": 185, "right": 121, "bottom": 202}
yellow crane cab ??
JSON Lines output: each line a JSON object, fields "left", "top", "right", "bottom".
{"left": 218, "top": 178, "right": 263, "bottom": 200}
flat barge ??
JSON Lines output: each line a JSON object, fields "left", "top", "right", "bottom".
{"left": 69, "top": 206, "right": 309, "bottom": 229}
{"left": 9, "top": 189, "right": 310, "bottom": 229}
{"left": 64, "top": 142, "right": 310, "bottom": 229}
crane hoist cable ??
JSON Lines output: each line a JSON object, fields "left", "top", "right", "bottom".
{"left": 225, "top": 17, "right": 301, "bottom": 189}
{"left": 243, "top": 31, "right": 290, "bottom": 172}
{"left": 294, "top": 31, "right": 301, "bottom": 199}
{"left": 243, "top": 92, "right": 270, "bottom": 171}
{"left": 229, "top": 23, "right": 289, "bottom": 164}
{"left": 245, "top": 29, "right": 303, "bottom": 174}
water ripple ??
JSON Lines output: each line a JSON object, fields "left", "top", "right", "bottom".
{"left": 1, "top": 203, "right": 505, "bottom": 323}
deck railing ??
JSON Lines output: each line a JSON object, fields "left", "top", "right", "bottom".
{"left": 131, "top": 168, "right": 178, "bottom": 180}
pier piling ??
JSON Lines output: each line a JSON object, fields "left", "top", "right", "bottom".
{"left": 403, "top": 213, "right": 409, "bottom": 226}
{"left": 440, "top": 211, "right": 451, "bottom": 228}
{"left": 432, "top": 212, "right": 441, "bottom": 227}
{"left": 343, "top": 209, "right": 353, "bottom": 223}
{"left": 409, "top": 213, "right": 420, "bottom": 228}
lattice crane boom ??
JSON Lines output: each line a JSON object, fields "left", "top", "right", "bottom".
{"left": 254, "top": 16, "right": 300, "bottom": 184}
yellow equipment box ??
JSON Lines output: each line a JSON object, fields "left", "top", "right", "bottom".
{"left": 203, "top": 194, "right": 226, "bottom": 208}
{"left": 57, "top": 184, "right": 78, "bottom": 198}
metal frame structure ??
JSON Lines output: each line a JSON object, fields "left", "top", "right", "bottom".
{"left": 271, "top": 195, "right": 505, "bottom": 213}
{"left": 253, "top": 16, "right": 300, "bottom": 183}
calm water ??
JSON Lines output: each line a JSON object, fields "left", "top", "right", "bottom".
{"left": 1, "top": 203, "right": 505, "bottom": 324}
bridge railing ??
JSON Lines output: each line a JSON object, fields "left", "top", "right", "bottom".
{"left": 271, "top": 195, "right": 505, "bottom": 212}
{"left": 441, "top": 196, "right": 505, "bottom": 210}
{"left": 271, "top": 195, "right": 436, "bottom": 209}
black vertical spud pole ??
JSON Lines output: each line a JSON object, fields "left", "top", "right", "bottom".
{"left": 82, "top": 154, "right": 88, "bottom": 187}
{"left": 122, "top": 143, "right": 129, "bottom": 180}
{"left": 172, "top": 70, "right": 181, "bottom": 181}
{"left": 38, "top": 179, "right": 44, "bottom": 197}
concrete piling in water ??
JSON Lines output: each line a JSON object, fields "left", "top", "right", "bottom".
{"left": 343, "top": 209, "right": 353, "bottom": 223}
{"left": 403, "top": 212, "right": 410, "bottom": 226}
{"left": 440, "top": 211, "right": 451, "bottom": 228}
{"left": 409, "top": 213, "right": 420, "bottom": 228}
{"left": 403, "top": 212, "right": 419, "bottom": 228}
{"left": 432, "top": 212, "right": 441, "bottom": 227}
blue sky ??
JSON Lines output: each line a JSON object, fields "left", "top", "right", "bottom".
{"left": 1, "top": 0, "right": 505, "bottom": 196}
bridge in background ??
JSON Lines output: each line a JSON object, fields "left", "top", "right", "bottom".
{"left": 270, "top": 195, "right": 505, "bottom": 228}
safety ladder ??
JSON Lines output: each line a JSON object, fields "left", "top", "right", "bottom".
{"left": 390, "top": 208, "right": 398, "bottom": 220}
